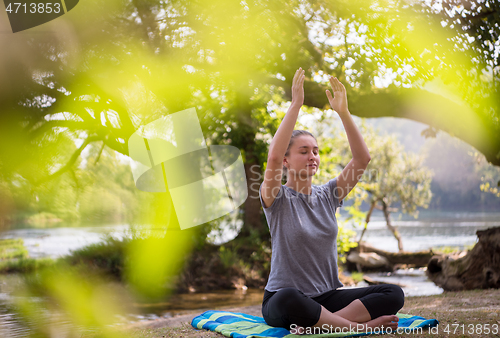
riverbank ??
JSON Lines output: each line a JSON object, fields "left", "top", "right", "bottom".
{"left": 121, "top": 288, "right": 500, "bottom": 338}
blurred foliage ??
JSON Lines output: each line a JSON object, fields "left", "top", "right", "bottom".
{"left": 77, "top": 144, "right": 144, "bottom": 225}
{"left": 0, "top": 257, "right": 55, "bottom": 274}
{"left": 0, "top": 0, "right": 499, "bottom": 335}
{"left": 0, "top": 140, "right": 152, "bottom": 227}
{"left": 350, "top": 271, "right": 364, "bottom": 283}
{"left": 1, "top": 0, "right": 500, "bottom": 229}
{"left": 0, "top": 238, "right": 29, "bottom": 261}
{"left": 0, "top": 238, "right": 55, "bottom": 274}
{"left": 475, "top": 152, "right": 500, "bottom": 198}
{"left": 0, "top": 4, "right": 491, "bottom": 242}
{"left": 337, "top": 225, "right": 359, "bottom": 264}
{"left": 433, "top": 243, "right": 475, "bottom": 254}
{"left": 14, "top": 263, "right": 134, "bottom": 338}
{"left": 7, "top": 209, "right": 200, "bottom": 336}
{"left": 480, "top": 181, "right": 500, "bottom": 197}
{"left": 65, "top": 235, "right": 127, "bottom": 279}
{"left": 218, "top": 245, "right": 239, "bottom": 270}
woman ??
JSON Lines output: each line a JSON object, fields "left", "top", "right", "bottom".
{"left": 259, "top": 67, "right": 404, "bottom": 335}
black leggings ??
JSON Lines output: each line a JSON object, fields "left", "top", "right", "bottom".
{"left": 261, "top": 284, "right": 404, "bottom": 330}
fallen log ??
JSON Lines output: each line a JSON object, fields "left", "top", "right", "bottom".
{"left": 426, "top": 227, "right": 500, "bottom": 291}
{"left": 346, "top": 241, "right": 435, "bottom": 271}
{"left": 347, "top": 251, "right": 391, "bottom": 269}
{"left": 362, "top": 276, "right": 406, "bottom": 288}
{"left": 363, "top": 276, "right": 388, "bottom": 285}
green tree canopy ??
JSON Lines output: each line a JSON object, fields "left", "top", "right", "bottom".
{"left": 1, "top": 0, "right": 498, "bottom": 238}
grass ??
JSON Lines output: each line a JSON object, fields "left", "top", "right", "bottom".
{"left": 0, "top": 238, "right": 56, "bottom": 273}
{"left": 350, "top": 271, "right": 364, "bottom": 283}
{"left": 0, "top": 235, "right": 124, "bottom": 275}
{"left": 64, "top": 235, "right": 126, "bottom": 279}
{"left": 110, "top": 288, "right": 500, "bottom": 338}
{"left": 0, "top": 238, "right": 29, "bottom": 260}
{"left": 0, "top": 257, "right": 55, "bottom": 273}
{"left": 432, "top": 244, "right": 474, "bottom": 255}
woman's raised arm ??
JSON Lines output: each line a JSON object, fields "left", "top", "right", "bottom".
{"left": 326, "top": 75, "right": 371, "bottom": 202}
{"left": 260, "top": 67, "right": 305, "bottom": 208}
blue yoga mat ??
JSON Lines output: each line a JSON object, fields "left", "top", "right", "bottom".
{"left": 191, "top": 310, "right": 439, "bottom": 337}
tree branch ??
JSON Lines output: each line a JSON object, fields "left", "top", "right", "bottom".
{"left": 28, "top": 120, "right": 92, "bottom": 140}
{"left": 94, "top": 141, "right": 106, "bottom": 165}
{"left": 34, "top": 135, "right": 101, "bottom": 186}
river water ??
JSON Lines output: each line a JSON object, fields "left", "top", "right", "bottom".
{"left": 339, "top": 209, "right": 500, "bottom": 252}
{"left": 0, "top": 210, "right": 499, "bottom": 336}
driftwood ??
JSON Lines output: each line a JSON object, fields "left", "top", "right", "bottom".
{"left": 363, "top": 276, "right": 388, "bottom": 285}
{"left": 347, "top": 251, "right": 391, "bottom": 269}
{"left": 346, "top": 241, "right": 435, "bottom": 271}
{"left": 362, "top": 276, "right": 406, "bottom": 288}
{"left": 427, "top": 227, "right": 500, "bottom": 291}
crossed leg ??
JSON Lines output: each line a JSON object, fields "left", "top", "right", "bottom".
{"left": 312, "top": 301, "right": 399, "bottom": 332}
{"left": 291, "top": 302, "right": 398, "bottom": 334}
{"left": 288, "top": 284, "right": 404, "bottom": 335}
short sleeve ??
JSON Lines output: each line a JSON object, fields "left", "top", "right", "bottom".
{"left": 259, "top": 182, "right": 284, "bottom": 212}
{"left": 327, "top": 177, "right": 344, "bottom": 210}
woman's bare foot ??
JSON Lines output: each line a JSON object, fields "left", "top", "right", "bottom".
{"left": 359, "top": 315, "right": 399, "bottom": 331}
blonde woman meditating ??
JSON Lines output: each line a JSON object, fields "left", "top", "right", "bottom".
{"left": 259, "top": 68, "right": 404, "bottom": 335}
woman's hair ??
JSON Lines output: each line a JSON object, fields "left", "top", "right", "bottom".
{"left": 282, "top": 130, "right": 317, "bottom": 180}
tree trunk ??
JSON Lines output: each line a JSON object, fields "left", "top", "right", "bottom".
{"left": 236, "top": 150, "right": 266, "bottom": 241}
{"left": 358, "top": 200, "right": 376, "bottom": 250}
{"left": 426, "top": 227, "right": 500, "bottom": 291}
{"left": 228, "top": 86, "right": 268, "bottom": 245}
{"left": 382, "top": 202, "right": 404, "bottom": 252}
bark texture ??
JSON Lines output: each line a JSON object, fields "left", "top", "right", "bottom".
{"left": 427, "top": 227, "right": 500, "bottom": 291}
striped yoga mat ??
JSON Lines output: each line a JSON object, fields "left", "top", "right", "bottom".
{"left": 191, "top": 310, "right": 439, "bottom": 337}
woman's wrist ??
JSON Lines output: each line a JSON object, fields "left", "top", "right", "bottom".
{"left": 290, "top": 100, "right": 303, "bottom": 109}
{"left": 338, "top": 110, "right": 351, "bottom": 120}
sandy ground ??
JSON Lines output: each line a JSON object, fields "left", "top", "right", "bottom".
{"left": 125, "top": 288, "right": 500, "bottom": 337}
{"left": 126, "top": 303, "right": 263, "bottom": 330}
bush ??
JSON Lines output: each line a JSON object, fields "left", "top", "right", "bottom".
{"left": 0, "top": 257, "right": 55, "bottom": 273}
{"left": 65, "top": 235, "right": 128, "bottom": 280}
{"left": 0, "top": 238, "right": 29, "bottom": 261}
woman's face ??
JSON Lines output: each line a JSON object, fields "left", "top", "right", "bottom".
{"left": 284, "top": 135, "right": 320, "bottom": 179}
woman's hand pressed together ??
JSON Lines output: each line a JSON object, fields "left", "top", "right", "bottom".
{"left": 291, "top": 67, "right": 305, "bottom": 107}
{"left": 325, "top": 76, "right": 349, "bottom": 117}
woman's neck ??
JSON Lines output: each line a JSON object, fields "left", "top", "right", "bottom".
{"left": 285, "top": 177, "right": 313, "bottom": 195}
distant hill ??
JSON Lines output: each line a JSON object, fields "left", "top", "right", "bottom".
{"left": 364, "top": 117, "right": 500, "bottom": 211}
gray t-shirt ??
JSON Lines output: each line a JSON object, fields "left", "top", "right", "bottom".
{"left": 259, "top": 178, "right": 344, "bottom": 297}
